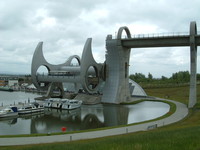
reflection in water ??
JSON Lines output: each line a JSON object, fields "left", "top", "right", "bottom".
{"left": 0, "top": 117, "right": 17, "bottom": 125}
{"left": 127, "top": 101, "right": 170, "bottom": 124}
{"left": 81, "top": 114, "right": 104, "bottom": 130}
{"left": 31, "top": 109, "right": 82, "bottom": 133}
{"left": 103, "top": 104, "right": 129, "bottom": 127}
{"left": 31, "top": 104, "right": 129, "bottom": 133}
{"left": 0, "top": 101, "right": 170, "bottom": 135}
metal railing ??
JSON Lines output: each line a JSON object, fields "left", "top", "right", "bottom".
{"left": 116, "top": 31, "right": 200, "bottom": 39}
{"left": 131, "top": 32, "right": 189, "bottom": 39}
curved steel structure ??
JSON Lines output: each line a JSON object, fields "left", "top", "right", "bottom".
{"left": 31, "top": 21, "right": 199, "bottom": 107}
{"left": 31, "top": 39, "right": 105, "bottom": 97}
{"left": 31, "top": 42, "right": 82, "bottom": 91}
{"left": 80, "top": 38, "right": 104, "bottom": 94}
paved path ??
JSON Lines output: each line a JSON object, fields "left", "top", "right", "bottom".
{"left": 0, "top": 99, "right": 188, "bottom": 146}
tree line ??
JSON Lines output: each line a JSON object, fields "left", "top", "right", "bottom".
{"left": 129, "top": 71, "right": 200, "bottom": 84}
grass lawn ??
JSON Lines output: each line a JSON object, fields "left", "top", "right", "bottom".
{"left": 145, "top": 84, "right": 200, "bottom": 105}
{"left": 1, "top": 85, "right": 200, "bottom": 150}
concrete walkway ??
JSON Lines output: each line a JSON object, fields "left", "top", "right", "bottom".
{"left": 0, "top": 99, "right": 188, "bottom": 146}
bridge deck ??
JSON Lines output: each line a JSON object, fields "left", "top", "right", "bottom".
{"left": 121, "top": 35, "right": 200, "bottom": 48}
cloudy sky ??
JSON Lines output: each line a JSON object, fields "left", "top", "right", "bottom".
{"left": 0, "top": 0, "right": 199, "bottom": 78}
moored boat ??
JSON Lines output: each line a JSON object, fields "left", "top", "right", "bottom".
{"left": 44, "top": 98, "right": 62, "bottom": 108}
{"left": 44, "top": 99, "right": 53, "bottom": 108}
{"left": 62, "top": 99, "right": 82, "bottom": 110}
{"left": 0, "top": 106, "right": 18, "bottom": 118}
{"left": 0, "top": 86, "right": 14, "bottom": 92}
{"left": 18, "top": 102, "right": 44, "bottom": 115}
{"left": 51, "top": 99, "right": 67, "bottom": 109}
{"left": 44, "top": 98, "right": 82, "bottom": 110}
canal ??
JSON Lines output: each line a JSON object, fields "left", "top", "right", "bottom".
{"left": 0, "top": 91, "right": 169, "bottom": 135}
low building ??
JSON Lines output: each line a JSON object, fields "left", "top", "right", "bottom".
{"left": 8, "top": 80, "right": 19, "bottom": 87}
{"left": 0, "top": 80, "right": 6, "bottom": 86}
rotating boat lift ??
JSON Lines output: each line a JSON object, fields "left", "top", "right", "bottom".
{"left": 32, "top": 21, "right": 200, "bottom": 108}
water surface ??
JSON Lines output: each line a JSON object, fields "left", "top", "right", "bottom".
{"left": 0, "top": 91, "right": 170, "bottom": 135}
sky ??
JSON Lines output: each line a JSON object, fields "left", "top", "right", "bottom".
{"left": 0, "top": 0, "right": 200, "bottom": 78}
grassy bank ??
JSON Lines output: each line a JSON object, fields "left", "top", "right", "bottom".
{"left": 3, "top": 125, "right": 199, "bottom": 150}
{"left": 2, "top": 110, "right": 200, "bottom": 150}
{"left": 1, "top": 85, "right": 200, "bottom": 150}
{"left": 145, "top": 84, "right": 200, "bottom": 105}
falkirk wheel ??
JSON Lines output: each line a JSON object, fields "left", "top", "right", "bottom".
{"left": 32, "top": 21, "right": 200, "bottom": 107}
{"left": 31, "top": 27, "right": 136, "bottom": 104}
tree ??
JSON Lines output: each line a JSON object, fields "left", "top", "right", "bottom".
{"left": 129, "top": 73, "right": 146, "bottom": 82}
{"left": 161, "top": 76, "right": 168, "bottom": 80}
{"left": 148, "top": 72, "right": 153, "bottom": 80}
{"left": 171, "top": 71, "right": 190, "bottom": 82}
{"left": 197, "top": 73, "right": 200, "bottom": 81}
{"left": 130, "top": 71, "right": 191, "bottom": 84}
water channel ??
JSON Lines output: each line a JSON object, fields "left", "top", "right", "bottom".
{"left": 0, "top": 91, "right": 170, "bottom": 135}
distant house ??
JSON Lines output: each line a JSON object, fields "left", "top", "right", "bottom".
{"left": 0, "top": 80, "right": 6, "bottom": 86}
{"left": 8, "top": 80, "right": 19, "bottom": 87}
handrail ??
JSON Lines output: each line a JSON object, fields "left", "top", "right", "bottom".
{"left": 116, "top": 31, "right": 200, "bottom": 39}
{"left": 131, "top": 32, "right": 190, "bottom": 39}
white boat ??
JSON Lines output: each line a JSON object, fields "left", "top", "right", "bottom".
{"left": 51, "top": 99, "right": 67, "bottom": 109}
{"left": 44, "top": 98, "right": 62, "bottom": 108}
{"left": 0, "top": 106, "right": 18, "bottom": 118}
{"left": 62, "top": 99, "right": 82, "bottom": 110}
{"left": 18, "top": 102, "right": 44, "bottom": 115}
{"left": 44, "top": 98, "right": 82, "bottom": 110}
{"left": 44, "top": 99, "right": 53, "bottom": 108}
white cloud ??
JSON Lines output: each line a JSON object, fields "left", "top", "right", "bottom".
{"left": 0, "top": 0, "right": 199, "bottom": 77}
{"left": 31, "top": 8, "right": 57, "bottom": 30}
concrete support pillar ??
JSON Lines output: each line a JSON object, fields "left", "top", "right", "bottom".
{"left": 45, "top": 82, "right": 65, "bottom": 98}
{"left": 102, "top": 27, "right": 131, "bottom": 104}
{"left": 189, "top": 21, "right": 197, "bottom": 108}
